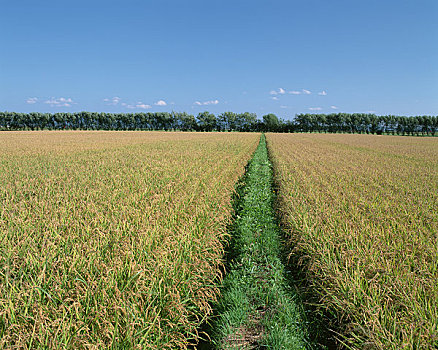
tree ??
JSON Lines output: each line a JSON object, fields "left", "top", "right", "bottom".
{"left": 175, "top": 112, "right": 197, "bottom": 131}
{"left": 196, "top": 111, "right": 217, "bottom": 131}
{"left": 262, "top": 113, "right": 280, "bottom": 132}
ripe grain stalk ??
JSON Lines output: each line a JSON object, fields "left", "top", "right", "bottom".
{"left": 267, "top": 133, "right": 438, "bottom": 350}
{"left": 0, "top": 131, "right": 260, "bottom": 349}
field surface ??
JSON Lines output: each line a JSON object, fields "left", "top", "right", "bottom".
{"left": 0, "top": 131, "right": 259, "bottom": 349}
{"left": 266, "top": 133, "right": 438, "bottom": 349}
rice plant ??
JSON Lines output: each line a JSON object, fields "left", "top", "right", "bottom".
{"left": 267, "top": 133, "right": 438, "bottom": 349}
{"left": 0, "top": 131, "right": 259, "bottom": 349}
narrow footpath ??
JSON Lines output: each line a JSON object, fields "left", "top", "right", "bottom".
{"left": 208, "top": 134, "right": 311, "bottom": 349}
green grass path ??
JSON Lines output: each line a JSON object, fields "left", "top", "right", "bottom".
{"left": 210, "top": 134, "right": 311, "bottom": 349}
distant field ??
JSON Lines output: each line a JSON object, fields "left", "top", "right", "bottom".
{"left": 267, "top": 133, "right": 438, "bottom": 349}
{"left": 0, "top": 131, "right": 259, "bottom": 349}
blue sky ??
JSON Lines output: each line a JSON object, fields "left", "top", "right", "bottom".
{"left": 1, "top": 0, "right": 437, "bottom": 119}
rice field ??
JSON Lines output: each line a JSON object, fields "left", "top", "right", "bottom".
{"left": 266, "top": 133, "right": 438, "bottom": 349}
{"left": 0, "top": 131, "right": 259, "bottom": 349}
{"left": 3, "top": 130, "right": 437, "bottom": 349}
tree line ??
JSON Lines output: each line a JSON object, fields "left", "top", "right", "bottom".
{"left": 0, "top": 111, "right": 437, "bottom": 135}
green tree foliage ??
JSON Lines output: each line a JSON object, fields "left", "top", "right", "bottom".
{"left": 262, "top": 113, "right": 280, "bottom": 132}
{"left": 196, "top": 111, "right": 217, "bottom": 131}
{"left": 0, "top": 111, "right": 436, "bottom": 135}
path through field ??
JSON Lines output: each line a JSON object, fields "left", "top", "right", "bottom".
{"left": 203, "top": 135, "right": 312, "bottom": 349}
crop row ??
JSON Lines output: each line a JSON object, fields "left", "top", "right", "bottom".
{"left": 0, "top": 131, "right": 259, "bottom": 349}
{"left": 267, "top": 133, "right": 438, "bottom": 349}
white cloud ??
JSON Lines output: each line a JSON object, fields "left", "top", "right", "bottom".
{"left": 318, "top": 90, "right": 327, "bottom": 96}
{"left": 309, "top": 107, "right": 322, "bottom": 111}
{"left": 26, "top": 97, "right": 38, "bottom": 104}
{"left": 104, "top": 96, "right": 121, "bottom": 105}
{"left": 271, "top": 96, "right": 279, "bottom": 101}
{"left": 273, "top": 88, "right": 313, "bottom": 95}
{"left": 194, "top": 99, "right": 219, "bottom": 106}
{"left": 122, "top": 102, "right": 151, "bottom": 109}
{"left": 330, "top": 105, "right": 338, "bottom": 110}
{"left": 44, "top": 97, "right": 74, "bottom": 107}
{"left": 280, "top": 105, "right": 288, "bottom": 109}
{"left": 270, "top": 88, "right": 285, "bottom": 95}
{"left": 366, "top": 110, "right": 376, "bottom": 114}
{"left": 136, "top": 103, "right": 151, "bottom": 109}
{"left": 155, "top": 100, "right": 167, "bottom": 106}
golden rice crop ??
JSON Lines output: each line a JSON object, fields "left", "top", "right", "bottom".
{"left": 266, "top": 133, "right": 438, "bottom": 349}
{"left": 0, "top": 131, "right": 259, "bottom": 349}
